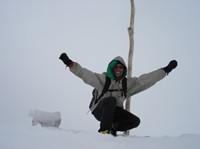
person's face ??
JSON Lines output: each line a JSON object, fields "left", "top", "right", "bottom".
{"left": 114, "top": 64, "right": 124, "bottom": 79}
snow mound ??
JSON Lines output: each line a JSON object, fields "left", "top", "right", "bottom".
{"left": 28, "top": 110, "right": 61, "bottom": 128}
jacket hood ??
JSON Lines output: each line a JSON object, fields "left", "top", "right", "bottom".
{"left": 106, "top": 56, "right": 127, "bottom": 80}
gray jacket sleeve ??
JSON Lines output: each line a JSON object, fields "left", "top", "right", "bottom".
{"left": 69, "top": 62, "right": 105, "bottom": 91}
{"left": 70, "top": 62, "right": 166, "bottom": 98}
{"left": 127, "top": 69, "right": 166, "bottom": 97}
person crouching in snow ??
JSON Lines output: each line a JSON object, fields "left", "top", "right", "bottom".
{"left": 59, "top": 53, "right": 177, "bottom": 136}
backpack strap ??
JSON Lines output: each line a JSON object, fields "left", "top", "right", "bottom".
{"left": 122, "top": 77, "right": 127, "bottom": 98}
{"left": 95, "top": 76, "right": 111, "bottom": 104}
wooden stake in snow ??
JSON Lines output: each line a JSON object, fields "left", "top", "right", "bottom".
{"left": 124, "top": 0, "right": 135, "bottom": 136}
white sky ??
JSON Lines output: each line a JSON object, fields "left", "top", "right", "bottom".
{"left": 0, "top": 0, "right": 200, "bottom": 137}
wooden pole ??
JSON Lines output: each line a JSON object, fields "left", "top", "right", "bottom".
{"left": 124, "top": 0, "right": 135, "bottom": 136}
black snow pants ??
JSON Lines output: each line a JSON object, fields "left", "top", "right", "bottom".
{"left": 92, "top": 97, "right": 140, "bottom": 132}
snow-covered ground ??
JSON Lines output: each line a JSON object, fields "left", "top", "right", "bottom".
{"left": 1, "top": 122, "right": 200, "bottom": 149}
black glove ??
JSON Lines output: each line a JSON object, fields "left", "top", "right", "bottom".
{"left": 163, "top": 60, "right": 178, "bottom": 74}
{"left": 59, "top": 53, "right": 73, "bottom": 67}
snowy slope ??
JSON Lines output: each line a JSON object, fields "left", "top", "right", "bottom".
{"left": 0, "top": 122, "right": 200, "bottom": 149}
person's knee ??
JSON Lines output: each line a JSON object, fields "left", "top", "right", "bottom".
{"left": 131, "top": 116, "right": 140, "bottom": 128}
{"left": 134, "top": 117, "right": 140, "bottom": 128}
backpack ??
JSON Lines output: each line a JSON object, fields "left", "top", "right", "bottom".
{"left": 89, "top": 76, "right": 127, "bottom": 109}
